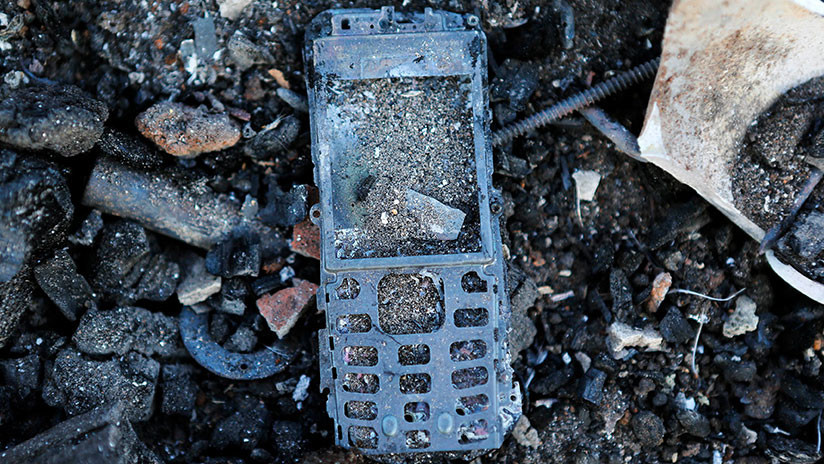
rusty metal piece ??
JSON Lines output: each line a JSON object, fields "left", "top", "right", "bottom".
{"left": 178, "top": 306, "right": 294, "bottom": 380}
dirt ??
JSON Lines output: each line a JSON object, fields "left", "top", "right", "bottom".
{"left": 4, "top": 0, "right": 824, "bottom": 463}
{"left": 329, "top": 76, "right": 482, "bottom": 259}
{"left": 732, "top": 76, "right": 824, "bottom": 232}
{"left": 377, "top": 273, "right": 444, "bottom": 335}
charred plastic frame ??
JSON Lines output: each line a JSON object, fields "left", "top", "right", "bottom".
{"left": 305, "top": 7, "right": 521, "bottom": 455}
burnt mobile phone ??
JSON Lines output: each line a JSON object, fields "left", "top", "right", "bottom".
{"left": 304, "top": 7, "right": 521, "bottom": 455}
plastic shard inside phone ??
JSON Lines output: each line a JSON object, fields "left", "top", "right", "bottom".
{"left": 305, "top": 7, "right": 521, "bottom": 456}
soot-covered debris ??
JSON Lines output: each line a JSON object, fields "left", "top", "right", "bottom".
{"left": 1, "top": 0, "right": 824, "bottom": 463}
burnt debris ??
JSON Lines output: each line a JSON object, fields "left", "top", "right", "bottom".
{"left": 0, "top": 0, "right": 823, "bottom": 463}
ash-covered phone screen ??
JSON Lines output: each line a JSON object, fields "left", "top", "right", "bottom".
{"left": 325, "top": 75, "right": 483, "bottom": 260}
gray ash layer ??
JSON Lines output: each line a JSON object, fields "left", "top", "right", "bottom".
{"left": 329, "top": 76, "right": 482, "bottom": 259}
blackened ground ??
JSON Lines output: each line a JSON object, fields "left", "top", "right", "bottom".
{"left": 2, "top": 1, "right": 824, "bottom": 464}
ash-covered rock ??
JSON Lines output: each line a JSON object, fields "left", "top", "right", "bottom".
{"left": 160, "top": 364, "right": 198, "bottom": 416}
{"left": 72, "top": 306, "right": 183, "bottom": 357}
{"left": 0, "top": 403, "right": 160, "bottom": 463}
{"left": 176, "top": 252, "right": 221, "bottom": 306}
{"left": 0, "top": 150, "right": 72, "bottom": 282}
{"left": 0, "top": 85, "right": 108, "bottom": 156}
{"left": 42, "top": 348, "right": 160, "bottom": 421}
{"left": 205, "top": 226, "right": 261, "bottom": 278}
{"left": 210, "top": 395, "right": 270, "bottom": 451}
{"left": 91, "top": 220, "right": 180, "bottom": 304}
{"left": 33, "top": 249, "right": 97, "bottom": 321}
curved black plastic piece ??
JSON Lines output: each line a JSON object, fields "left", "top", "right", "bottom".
{"left": 179, "top": 307, "right": 294, "bottom": 380}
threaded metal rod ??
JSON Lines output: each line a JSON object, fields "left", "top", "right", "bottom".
{"left": 491, "top": 57, "right": 660, "bottom": 146}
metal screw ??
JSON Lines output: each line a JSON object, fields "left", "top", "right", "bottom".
{"left": 491, "top": 57, "right": 660, "bottom": 146}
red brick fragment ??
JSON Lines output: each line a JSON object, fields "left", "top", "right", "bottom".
{"left": 257, "top": 278, "right": 318, "bottom": 338}
{"left": 291, "top": 219, "right": 320, "bottom": 260}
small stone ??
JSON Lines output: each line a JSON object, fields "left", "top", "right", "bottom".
{"left": 68, "top": 210, "right": 104, "bottom": 246}
{"left": 723, "top": 296, "right": 759, "bottom": 338}
{"left": 713, "top": 353, "right": 756, "bottom": 383}
{"left": 227, "top": 32, "right": 273, "bottom": 71}
{"left": 135, "top": 101, "right": 240, "bottom": 158}
{"left": 224, "top": 326, "right": 257, "bottom": 353}
{"left": 160, "top": 364, "right": 197, "bottom": 416}
{"left": 218, "top": 0, "right": 253, "bottom": 19}
{"left": 512, "top": 415, "right": 541, "bottom": 449}
{"left": 259, "top": 183, "right": 308, "bottom": 227}
{"left": 631, "top": 411, "right": 665, "bottom": 447}
{"left": 0, "top": 85, "right": 108, "bottom": 156}
{"left": 271, "top": 420, "right": 304, "bottom": 461}
{"left": 405, "top": 188, "right": 466, "bottom": 241}
{"left": 176, "top": 253, "right": 221, "bottom": 305}
{"left": 42, "top": 349, "right": 159, "bottom": 422}
{"left": 0, "top": 354, "right": 40, "bottom": 396}
{"left": 647, "top": 272, "right": 672, "bottom": 313}
{"left": 211, "top": 396, "right": 269, "bottom": 451}
{"left": 291, "top": 219, "right": 320, "bottom": 260}
{"left": 276, "top": 87, "right": 309, "bottom": 113}
{"left": 247, "top": 116, "right": 300, "bottom": 161}
{"left": 572, "top": 170, "right": 601, "bottom": 201}
{"left": 0, "top": 403, "right": 160, "bottom": 463}
{"left": 73, "top": 306, "right": 182, "bottom": 357}
{"left": 257, "top": 278, "right": 318, "bottom": 339}
{"left": 676, "top": 409, "right": 711, "bottom": 438}
{"left": 780, "top": 375, "right": 824, "bottom": 410}
{"left": 213, "top": 278, "right": 248, "bottom": 315}
{"left": 578, "top": 368, "right": 607, "bottom": 405}
{"left": 659, "top": 307, "right": 695, "bottom": 344}
{"left": 205, "top": 227, "right": 261, "bottom": 278}
{"left": 606, "top": 321, "right": 664, "bottom": 359}
{"left": 609, "top": 269, "right": 632, "bottom": 314}
{"left": 92, "top": 220, "right": 180, "bottom": 304}
{"left": 663, "top": 250, "right": 684, "bottom": 272}
{"left": 34, "top": 249, "right": 96, "bottom": 321}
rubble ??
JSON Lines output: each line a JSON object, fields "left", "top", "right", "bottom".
{"left": 259, "top": 182, "right": 308, "bottom": 227}
{"left": 205, "top": 227, "right": 262, "bottom": 278}
{"left": 631, "top": 410, "right": 665, "bottom": 447}
{"left": 606, "top": 321, "right": 664, "bottom": 359}
{"left": 91, "top": 220, "right": 180, "bottom": 304}
{"left": 722, "top": 296, "right": 759, "bottom": 338}
{"left": 33, "top": 249, "right": 96, "bottom": 321}
{"left": 135, "top": 101, "right": 241, "bottom": 158}
{"left": 0, "top": 0, "right": 822, "bottom": 462}
{"left": 246, "top": 115, "right": 300, "bottom": 161}
{"left": 176, "top": 252, "right": 221, "bottom": 305}
{"left": 211, "top": 396, "right": 270, "bottom": 451}
{"left": 160, "top": 364, "right": 198, "bottom": 416}
{"left": 73, "top": 306, "right": 182, "bottom": 357}
{"left": 257, "top": 278, "right": 318, "bottom": 338}
{"left": 0, "top": 85, "right": 108, "bottom": 156}
{"left": 647, "top": 272, "right": 672, "bottom": 313}
{"left": 571, "top": 170, "right": 601, "bottom": 202}
{"left": 0, "top": 403, "right": 160, "bottom": 463}
{"left": 42, "top": 348, "right": 160, "bottom": 421}
{"left": 291, "top": 218, "right": 321, "bottom": 260}
{"left": 512, "top": 416, "right": 542, "bottom": 449}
